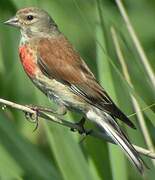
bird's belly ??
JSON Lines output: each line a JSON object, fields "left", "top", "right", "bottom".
{"left": 33, "top": 74, "right": 88, "bottom": 113}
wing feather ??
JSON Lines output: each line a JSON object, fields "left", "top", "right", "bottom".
{"left": 37, "top": 35, "right": 135, "bottom": 129}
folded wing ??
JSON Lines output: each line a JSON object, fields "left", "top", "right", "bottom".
{"left": 37, "top": 35, "right": 135, "bottom": 129}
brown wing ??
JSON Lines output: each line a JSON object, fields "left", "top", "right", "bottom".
{"left": 37, "top": 35, "right": 135, "bottom": 129}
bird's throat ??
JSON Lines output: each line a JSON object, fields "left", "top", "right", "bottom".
{"left": 20, "top": 31, "right": 29, "bottom": 46}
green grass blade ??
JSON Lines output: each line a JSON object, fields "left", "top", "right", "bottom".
{"left": 44, "top": 116, "right": 101, "bottom": 180}
{"left": 0, "top": 113, "right": 60, "bottom": 180}
{"left": 95, "top": 1, "right": 128, "bottom": 179}
{"left": 0, "top": 144, "right": 23, "bottom": 179}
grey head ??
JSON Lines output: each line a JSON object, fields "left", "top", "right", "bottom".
{"left": 4, "top": 7, "right": 59, "bottom": 37}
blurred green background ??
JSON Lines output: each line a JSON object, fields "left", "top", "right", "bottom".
{"left": 0, "top": 0, "right": 155, "bottom": 179}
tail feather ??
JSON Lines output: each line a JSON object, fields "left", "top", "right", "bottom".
{"left": 87, "top": 109, "right": 146, "bottom": 174}
{"left": 102, "top": 120, "right": 144, "bottom": 174}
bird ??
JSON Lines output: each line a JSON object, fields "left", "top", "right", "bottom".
{"left": 4, "top": 7, "right": 146, "bottom": 174}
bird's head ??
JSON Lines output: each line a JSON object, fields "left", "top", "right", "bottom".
{"left": 4, "top": 7, "right": 58, "bottom": 37}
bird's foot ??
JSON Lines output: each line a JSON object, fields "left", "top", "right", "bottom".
{"left": 71, "top": 117, "right": 92, "bottom": 135}
{"left": 25, "top": 107, "right": 40, "bottom": 132}
{"left": 25, "top": 104, "right": 67, "bottom": 131}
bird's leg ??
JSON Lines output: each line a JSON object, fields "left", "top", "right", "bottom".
{"left": 25, "top": 104, "right": 67, "bottom": 115}
{"left": 71, "top": 117, "right": 92, "bottom": 135}
{"left": 24, "top": 104, "right": 53, "bottom": 126}
{"left": 25, "top": 104, "right": 67, "bottom": 131}
{"left": 25, "top": 104, "right": 55, "bottom": 114}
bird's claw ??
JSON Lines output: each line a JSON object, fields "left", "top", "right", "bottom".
{"left": 76, "top": 117, "right": 86, "bottom": 134}
{"left": 24, "top": 105, "right": 40, "bottom": 132}
{"left": 24, "top": 104, "right": 67, "bottom": 132}
{"left": 71, "top": 117, "right": 91, "bottom": 135}
{"left": 24, "top": 111, "right": 38, "bottom": 123}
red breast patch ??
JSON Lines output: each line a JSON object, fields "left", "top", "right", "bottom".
{"left": 19, "top": 45, "right": 37, "bottom": 77}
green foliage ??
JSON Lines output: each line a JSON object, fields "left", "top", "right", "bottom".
{"left": 0, "top": 0, "right": 155, "bottom": 179}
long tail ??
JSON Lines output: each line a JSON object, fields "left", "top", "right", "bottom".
{"left": 87, "top": 109, "right": 146, "bottom": 174}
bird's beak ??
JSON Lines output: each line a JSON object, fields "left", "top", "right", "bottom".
{"left": 4, "top": 16, "right": 19, "bottom": 27}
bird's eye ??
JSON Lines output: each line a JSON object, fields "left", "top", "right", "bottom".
{"left": 26, "top": 15, "right": 34, "bottom": 21}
